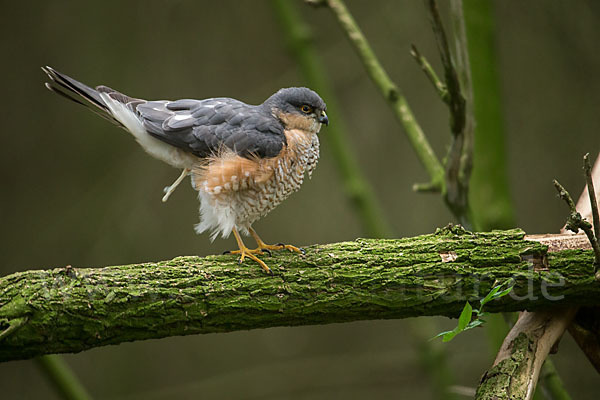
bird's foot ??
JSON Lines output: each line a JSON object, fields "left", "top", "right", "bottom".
{"left": 225, "top": 246, "right": 273, "bottom": 274}
{"left": 248, "top": 228, "right": 306, "bottom": 255}
{"left": 257, "top": 242, "right": 305, "bottom": 255}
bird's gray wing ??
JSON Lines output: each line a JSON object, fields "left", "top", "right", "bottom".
{"left": 135, "top": 98, "right": 286, "bottom": 159}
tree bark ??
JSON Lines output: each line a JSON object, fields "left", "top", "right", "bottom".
{"left": 1, "top": 227, "right": 598, "bottom": 362}
{"left": 474, "top": 309, "right": 576, "bottom": 400}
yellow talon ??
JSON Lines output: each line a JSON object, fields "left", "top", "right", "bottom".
{"left": 231, "top": 229, "right": 272, "bottom": 274}
{"left": 249, "top": 228, "right": 305, "bottom": 254}
{"left": 227, "top": 227, "right": 305, "bottom": 274}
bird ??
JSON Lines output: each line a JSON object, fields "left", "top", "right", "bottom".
{"left": 42, "top": 66, "right": 328, "bottom": 274}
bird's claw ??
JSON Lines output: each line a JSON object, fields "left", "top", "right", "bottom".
{"left": 269, "top": 243, "right": 304, "bottom": 254}
{"left": 225, "top": 246, "right": 273, "bottom": 274}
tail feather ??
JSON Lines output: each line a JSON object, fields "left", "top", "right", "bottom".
{"left": 42, "top": 66, "right": 140, "bottom": 127}
{"left": 43, "top": 66, "right": 108, "bottom": 110}
{"left": 42, "top": 66, "right": 195, "bottom": 170}
{"left": 44, "top": 80, "right": 120, "bottom": 126}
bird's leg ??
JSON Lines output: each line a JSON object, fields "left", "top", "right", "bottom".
{"left": 249, "top": 227, "right": 305, "bottom": 254}
{"left": 229, "top": 228, "right": 272, "bottom": 274}
{"left": 162, "top": 168, "right": 190, "bottom": 203}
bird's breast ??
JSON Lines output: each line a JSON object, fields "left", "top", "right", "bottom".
{"left": 192, "top": 129, "right": 319, "bottom": 226}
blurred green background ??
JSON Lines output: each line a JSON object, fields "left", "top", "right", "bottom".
{"left": 1, "top": 0, "right": 599, "bottom": 398}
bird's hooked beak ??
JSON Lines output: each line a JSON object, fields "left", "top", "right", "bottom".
{"left": 318, "top": 110, "right": 329, "bottom": 126}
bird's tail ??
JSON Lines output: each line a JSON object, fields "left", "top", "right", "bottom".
{"left": 42, "top": 66, "right": 141, "bottom": 128}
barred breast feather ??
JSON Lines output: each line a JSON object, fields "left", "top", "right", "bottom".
{"left": 192, "top": 129, "right": 320, "bottom": 240}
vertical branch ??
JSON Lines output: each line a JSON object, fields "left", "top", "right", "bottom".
{"left": 450, "top": 0, "right": 475, "bottom": 204}
{"left": 574, "top": 151, "right": 600, "bottom": 227}
{"left": 270, "top": 0, "right": 392, "bottom": 237}
{"left": 35, "top": 355, "right": 93, "bottom": 400}
{"left": 568, "top": 154, "right": 600, "bottom": 373}
{"left": 461, "top": 0, "right": 515, "bottom": 231}
{"left": 1, "top": 315, "right": 93, "bottom": 399}
{"left": 538, "top": 361, "right": 573, "bottom": 400}
{"left": 423, "top": 0, "right": 472, "bottom": 226}
{"left": 458, "top": 0, "right": 515, "bottom": 374}
{"left": 426, "top": 0, "right": 466, "bottom": 137}
{"left": 584, "top": 153, "right": 600, "bottom": 241}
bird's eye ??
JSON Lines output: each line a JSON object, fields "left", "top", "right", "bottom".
{"left": 301, "top": 105, "right": 312, "bottom": 114}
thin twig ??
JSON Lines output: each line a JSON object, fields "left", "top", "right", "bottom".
{"left": 584, "top": 153, "right": 600, "bottom": 241}
{"left": 554, "top": 179, "right": 600, "bottom": 270}
{"left": 410, "top": 44, "right": 449, "bottom": 102}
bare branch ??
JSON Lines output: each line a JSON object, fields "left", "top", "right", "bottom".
{"left": 554, "top": 179, "right": 600, "bottom": 270}
{"left": 425, "top": 0, "right": 466, "bottom": 137}
{"left": 584, "top": 153, "right": 600, "bottom": 241}
{"left": 422, "top": 0, "right": 473, "bottom": 226}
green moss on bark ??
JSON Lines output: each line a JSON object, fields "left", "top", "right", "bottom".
{"left": 1, "top": 228, "right": 598, "bottom": 362}
{"left": 475, "top": 333, "right": 533, "bottom": 399}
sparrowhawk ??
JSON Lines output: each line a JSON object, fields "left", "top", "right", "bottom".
{"left": 42, "top": 66, "right": 328, "bottom": 274}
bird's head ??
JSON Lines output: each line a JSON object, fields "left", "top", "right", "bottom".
{"left": 264, "top": 87, "right": 328, "bottom": 133}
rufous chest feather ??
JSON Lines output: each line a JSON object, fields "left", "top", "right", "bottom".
{"left": 191, "top": 128, "right": 319, "bottom": 229}
{"left": 192, "top": 129, "right": 318, "bottom": 195}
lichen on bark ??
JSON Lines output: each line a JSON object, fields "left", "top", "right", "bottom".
{"left": 475, "top": 333, "right": 533, "bottom": 399}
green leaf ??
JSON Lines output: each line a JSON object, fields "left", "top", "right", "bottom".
{"left": 480, "top": 279, "right": 515, "bottom": 310}
{"left": 480, "top": 285, "right": 502, "bottom": 308}
{"left": 465, "top": 319, "right": 485, "bottom": 330}
{"left": 433, "top": 280, "right": 515, "bottom": 342}
{"left": 457, "top": 302, "right": 473, "bottom": 331}
{"left": 432, "top": 330, "right": 454, "bottom": 340}
{"left": 493, "top": 283, "right": 514, "bottom": 300}
{"left": 442, "top": 330, "right": 459, "bottom": 342}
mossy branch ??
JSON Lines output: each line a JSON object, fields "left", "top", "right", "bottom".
{"left": 1, "top": 228, "right": 599, "bottom": 362}
{"left": 475, "top": 309, "right": 577, "bottom": 400}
